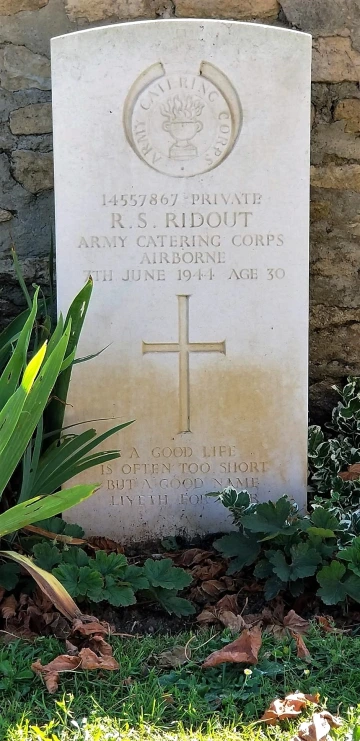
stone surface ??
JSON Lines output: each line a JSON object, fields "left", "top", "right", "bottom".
{"left": 334, "top": 98, "right": 360, "bottom": 132}
{"left": 52, "top": 20, "right": 311, "bottom": 540}
{"left": 280, "top": 0, "right": 355, "bottom": 36}
{"left": 312, "top": 37, "right": 360, "bottom": 82}
{"left": 0, "top": 44, "right": 51, "bottom": 91}
{"left": 9, "top": 102, "right": 52, "bottom": 134}
{"left": 0, "top": 0, "right": 48, "bottom": 14}
{"left": 11, "top": 150, "right": 53, "bottom": 192}
{"left": 0, "top": 0, "right": 73, "bottom": 57}
{"left": 311, "top": 164, "right": 360, "bottom": 192}
{"left": 0, "top": 209, "right": 12, "bottom": 222}
{"left": 311, "top": 121, "right": 360, "bottom": 163}
{"left": 175, "top": 0, "right": 280, "bottom": 20}
{"left": 64, "top": 0, "right": 149, "bottom": 22}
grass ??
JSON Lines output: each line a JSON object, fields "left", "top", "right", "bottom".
{"left": 1, "top": 626, "right": 360, "bottom": 740}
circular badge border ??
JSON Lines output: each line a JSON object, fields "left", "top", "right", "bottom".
{"left": 123, "top": 61, "right": 243, "bottom": 178}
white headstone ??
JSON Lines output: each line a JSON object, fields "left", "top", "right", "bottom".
{"left": 52, "top": 19, "right": 311, "bottom": 542}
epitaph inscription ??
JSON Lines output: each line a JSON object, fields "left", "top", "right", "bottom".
{"left": 52, "top": 20, "right": 311, "bottom": 541}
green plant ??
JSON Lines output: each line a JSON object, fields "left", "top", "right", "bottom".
{"left": 32, "top": 542, "right": 194, "bottom": 616}
{"left": 0, "top": 275, "right": 131, "bottom": 616}
{"left": 309, "top": 377, "right": 360, "bottom": 511}
{"left": 212, "top": 488, "right": 360, "bottom": 605}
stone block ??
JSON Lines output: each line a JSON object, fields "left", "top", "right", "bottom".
{"left": 11, "top": 150, "right": 53, "bottom": 193}
{"left": 312, "top": 37, "right": 360, "bottom": 82}
{"left": 0, "top": 209, "right": 12, "bottom": 222}
{"left": 174, "top": 0, "right": 279, "bottom": 19}
{"left": 311, "top": 164, "right": 360, "bottom": 192}
{"left": 9, "top": 102, "right": 52, "bottom": 134}
{"left": 280, "top": 0, "right": 353, "bottom": 36}
{"left": 0, "top": 0, "right": 48, "bottom": 14}
{"left": 0, "top": 124, "right": 16, "bottom": 151}
{"left": 0, "top": 44, "right": 51, "bottom": 91}
{"left": 64, "top": 0, "right": 150, "bottom": 22}
{"left": 334, "top": 98, "right": 360, "bottom": 133}
{"left": 311, "top": 121, "right": 360, "bottom": 164}
{"left": 0, "top": 0, "right": 73, "bottom": 58}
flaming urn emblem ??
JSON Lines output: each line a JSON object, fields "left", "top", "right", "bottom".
{"left": 160, "top": 94, "right": 205, "bottom": 160}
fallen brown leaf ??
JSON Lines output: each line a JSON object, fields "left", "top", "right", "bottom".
{"left": 197, "top": 608, "right": 218, "bottom": 625}
{"left": 72, "top": 619, "right": 111, "bottom": 636}
{"left": 32, "top": 655, "right": 81, "bottom": 693}
{"left": 78, "top": 647, "right": 119, "bottom": 670}
{"left": 192, "top": 561, "right": 225, "bottom": 581}
{"left": 292, "top": 632, "right": 311, "bottom": 661}
{"left": 158, "top": 645, "right": 190, "bottom": 668}
{"left": 176, "top": 549, "right": 213, "bottom": 567}
{"left": 202, "top": 626, "right": 262, "bottom": 668}
{"left": 218, "top": 610, "right": 246, "bottom": 634}
{"left": 1, "top": 595, "right": 17, "bottom": 620}
{"left": 284, "top": 610, "right": 310, "bottom": 635}
{"left": 216, "top": 594, "right": 239, "bottom": 613}
{"left": 315, "top": 616, "right": 346, "bottom": 634}
{"left": 87, "top": 536, "right": 124, "bottom": 553}
{"left": 339, "top": 463, "right": 360, "bottom": 481}
{"left": 65, "top": 639, "right": 78, "bottom": 655}
{"left": 201, "top": 580, "right": 227, "bottom": 598}
{"left": 294, "top": 711, "right": 342, "bottom": 741}
{"left": 261, "top": 693, "right": 319, "bottom": 725}
{"left": 88, "top": 635, "right": 115, "bottom": 657}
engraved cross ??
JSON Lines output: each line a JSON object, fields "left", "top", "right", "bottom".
{"left": 142, "top": 295, "right": 226, "bottom": 433}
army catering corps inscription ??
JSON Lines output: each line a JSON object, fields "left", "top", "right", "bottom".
{"left": 123, "top": 62, "right": 242, "bottom": 177}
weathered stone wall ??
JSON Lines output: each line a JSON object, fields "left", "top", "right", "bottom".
{"left": 0, "top": 0, "right": 359, "bottom": 420}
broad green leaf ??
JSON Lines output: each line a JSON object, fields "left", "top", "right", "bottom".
{"left": 316, "top": 561, "right": 348, "bottom": 605}
{"left": 264, "top": 576, "right": 286, "bottom": 600}
{"left": 0, "top": 562, "right": 20, "bottom": 590}
{"left": 338, "top": 537, "right": 360, "bottom": 576}
{"left": 289, "top": 542, "right": 322, "bottom": 580}
{"left": 62, "top": 547, "right": 89, "bottom": 568}
{"left": 0, "top": 485, "right": 97, "bottom": 537}
{"left": 216, "top": 487, "right": 251, "bottom": 511}
{"left": 214, "top": 532, "right": 260, "bottom": 571}
{"left": 144, "top": 558, "right": 192, "bottom": 590}
{"left": 103, "top": 576, "right": 136, "bottom": 607}
{"left": 310, "top": 507, "right": 340, "bottom": 532}
{"left": 151, "top": 587, "right": 195, "bottom": 617}
{"left": 253, "top": 559, "right": 274, "bottom": 579}
{"left": 32, "top": 543, "right": 62, "bottom": 571}
{"left": 344, "top": 573, "right": 360, "bottom": 603}
{"left": 268, "top": 551, "right": 291, "bottom": 582}
{"left": 77, "top": 566, "right": 103, "bottom": 601}
{"left": 123, "top": 565, "right": 149, "bottom": 591}
{"left": 93, "top": 550, "right": 127, "bottom": 577}
{"left": 33, "top": 517, "right": 84, "bottom": 538}
{"left": 52, "top": 563, "right": 79, "bottom": 597}
{"left": 241, "top": 496, "right": 293, "bottom": 534}
{"left": 1, "top": 552, "right": 81, "bottom": 620}
{"left": 0, "top": 307, "right": 33, "bottom": 372}
{"left": 307, "top": 527, "right": 336, "bottom": 538}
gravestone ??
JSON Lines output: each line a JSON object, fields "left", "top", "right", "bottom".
{"left": 52, "top": 20, "right": 311, "bottom": 541}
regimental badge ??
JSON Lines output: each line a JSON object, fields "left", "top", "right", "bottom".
{"left": 124, "top": 62, "right": 242, "bottom": 178}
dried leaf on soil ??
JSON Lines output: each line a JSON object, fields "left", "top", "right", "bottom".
{"left": 88, "top": 635, "right": 113, "bottom": 657}
{"left": 72, "top": 619, "right": 111, "bottom": 636}
{"left": 315, "top": 616, "right": 346, "bottom": 634}
{"left": 202, "top": 626, "right": 262, "bottom": 668}
{"left": 87, "top": 536, "right": 124, "bottom": 553}
{"left": 284, "top": 610, "right": 310, "bottom": 635}
{"left": 197, "top": 608, "right": 218, "bottom": 625}
{"left": 191, "top": 561, "right": 225, "bottom": 581}
{"left": 261, "top": 693, "right": 320, "bottom": 725}
{"left": 293, "top": 711, "right": 342, "bottom": 741}
{"left": 339, "top": 463, "right": 360, "bottom": 481}
{"left": 158, "top": 645, "right": 191, "bottom": 667}
{"left": 201, "top": 580, "right": 227, "bottom": 598}
{"left": 176, "top": 549, "right": 213, "bottom": 567}
{"left": 216, "top": 594, "right": 239, "bottom": 613}
{"left": 1, "top": 595, "right": 17, "bottom": 620}
{"left": 218, "top": 610, "right": 246, "bottom": 634}
{"left": 292, "top": 632, "right": 311, "bottom": 661}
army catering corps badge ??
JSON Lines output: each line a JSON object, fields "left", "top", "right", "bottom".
{"left": 123, "top": 62, "right": 242, "bottom": 178}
